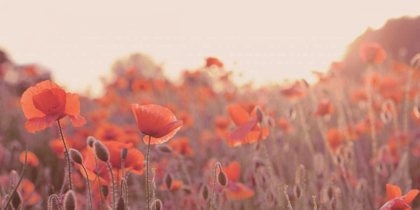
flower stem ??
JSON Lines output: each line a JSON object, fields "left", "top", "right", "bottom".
{"left": 93, "top": 150, "right": 105, "bottom": 210}
{"left": 210, "top": 162, "right": 221, "bottom": 210}
{"left": 81, "top": 164, "right": 94, "bottom": 210}
{"left": 146, "top": 135, "right": 151, "bottom": 210}
{"left": 106, "top": 162, "right": 116, "bottom": 210}
{"left": 57, "top": 120, "right": 73, "bottom": 191}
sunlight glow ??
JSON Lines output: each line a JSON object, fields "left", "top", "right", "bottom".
{"left": 0, "top": 1, "right": 418, "bottom": 96}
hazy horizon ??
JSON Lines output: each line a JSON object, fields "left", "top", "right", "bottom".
{"left": 1, "top": 1, "right": 418, "bottom": 96}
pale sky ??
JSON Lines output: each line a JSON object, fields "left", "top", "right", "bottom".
{"left": 0, "top": 1, "right": 418, "bottom": 96}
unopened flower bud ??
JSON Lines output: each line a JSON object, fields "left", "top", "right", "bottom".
{"left": 94, "top": 141, "right": 109, "bottom": 162}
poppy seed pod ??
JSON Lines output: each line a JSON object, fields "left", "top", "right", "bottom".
{"left": 11, "top": 191, "right": 22, "bottom": 209}
{"left": 152, "top": 199, "right": 163, "bottom": 210}
{"left": 217, "top": 170, "right": 228, "bottom": 187}
{"left": 87, "top": 136, "right": 96, "bottom": 148}
{"left": 101, "top": 185, "right": 109, "bottom": 198}
{"left": 69, "top": 149, "right": 83, "bottom": 165}
{"left": 165, "top": 173, "right": 173, "bottom": 190}
{"left": 255, "top": 107, "right": 263, "bottom": 123}
{"left": 64, "top": 190, "right": 77, "bottom": 210}
{"left": 94, "top": 141, "right": 110, "bottom": 162}
{"left": 201, "top": 185, "right": 210, "bottom": 201}
{"left": 120, "top": 148, "right": 128, "bottom": 160}
{"left": 116, "top": 197, "right": 125, "bottom": 210}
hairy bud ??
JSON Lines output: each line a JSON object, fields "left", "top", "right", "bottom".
{"left": 94, "top": 141, "right": 110, "bottom": 162}
{"left": 64, "top": 190, "right": 77, "bottom": 210}
{"left": 69, "top": 149, "right": 83, "bottom": 165}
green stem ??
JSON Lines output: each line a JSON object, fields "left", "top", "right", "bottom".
{"left": 57, "top": 120, "right": 73, "bottom": 191}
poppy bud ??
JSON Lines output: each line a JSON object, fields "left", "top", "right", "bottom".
{"left": 155, "top": 144, "right": 173, "bottom": 155}
{"left": 120, "top": 148, "right": 128, "bottom": 160}
{"left": 217, "top": 170, "right": 228, "bottom": 187}
{"left": 165, "top": 173, "right": 173, "bottom": 190}
{"left": 101, "top": 185, "right": 109, "bottom": 198}
{"left": 64, "top": 190, "right": 76, "bottom": 210}
{"left": 116, "top": 197, "right": 125, "bottom": 210}
{"left": 255, "top": 107, "right": 263, "bottom": 123}
{"left": 11, "top": 191, "right": 21, "bottom": 209}
{"left": 201, "top": 185, "right": 210, "bottom": 201}
{"left": 69, "top": 149, "right": 83, "bottom": 165}
{"left": 293, "top": 184, "right": 302, "bottom": 199}
{"left": 86, "top": 136, "right": 96, "bottom": 148}
{"left": 152, "top": 199, "right": 163, "bottom": 210}
{"left": 287, "top": 107, "right": 296, "bottom": 121}
{"left": 94, "top": 141, "right": 110, "bottom": 162}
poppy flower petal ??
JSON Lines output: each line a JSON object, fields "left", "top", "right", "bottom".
{"left": 68, "top": 115, "right": 87, "bottom": 127}
{"left": 65, "top": 93, "right": 81, "bottom": 116}
{"left": 227, "top": 104, "right": 250, "bottom": 126}
{"left": 228, "top": 118, "right": 257, "bottom": 140}
{"left": 404, "top": 189, "right": 419, "bottom": 205}
{"left": 25, "top": 115, "right": 58, "bottom": 133}
{"left": 224, "top": 161, "right": 241, "bottom": 182}
{"left": 229, "top": 183, "right": 254, "bottom": 200}
{"left": 386, "top": 184, "right": 402, "bottom": 201}
{"left": 21, "top": 80, "right": 61, "bottom": 119}
{"left": 144, "top": 123, "right": 183, "bottom": 145}
{"left": 154, "top": 120, "right": 183, "bottom": 138}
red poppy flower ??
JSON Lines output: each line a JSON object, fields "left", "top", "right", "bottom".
{"left": 21, "top": 80, "right": 86, "bottom": 133}
{"left": 326, "top": 128, "right": 345, "bottom": 153}
{"left": 218, "top": 161, "right": 254, "bottom": 200}
{"left": 205, "top": 57, "right": 224, "bottom": 68}
{"left": 79, "top": 141, "right": 144, "bottom": 183}
{"left": 226, "top": 104, "right": 269, "bottom": 147}
{"left": 314, "top": 98, "right": 334, "bottom": 117}
{"left": 360, "top": 42, "right": 386, "bottom": 64}
{"left": 280, "top": 81, "right": 305, "bottom": 100}
{"left": 19, "top": 151, "right": 39, "bottom": 167}
{"left": 380, "top": 184, "right": 419, "bottom": 210}
{"left": 131, "top": 104, "right": 183, "bottom": 145}
{"left": 168, "top": 137, "right": 194, "bottom": 156}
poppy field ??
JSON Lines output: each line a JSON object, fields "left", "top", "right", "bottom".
{"left": 1, "top": 42, "right": 420, "bottom": 210}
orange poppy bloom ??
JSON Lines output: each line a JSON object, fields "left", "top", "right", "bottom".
{"left": 177, "top": 110, "right": 194, "bottom": 130}
{"left": 219, "top": 161, "right": 254, "bottom": 200}
{"left": 226, "top": 104, "right": 269, "bottom": 147}
{"left": 314, "top": 98, "right": 334, "bottom": 117}
{"left": 380, "top": 184, "right": 419, "bottom": 210}
{"left": 131, "top": 104, "right": 183, "bottom": 145}
{"left": 326, "top": 128, "right": 345, "bottom": 153}
{"left": 19, "top": 151, "right": 39, "bottom": 167}
{"left": 312, "top": 71, "right": 331, "bottom": 84}
{"left": 280, "top": 81, "right": 305, "bottom": 100}
{"left": 20, "top": 80, "right": 86, "bottom": 133}
{"left": 94, "top": 123, "right": 125, "bottom": 142}
{"left": 79, "top": 141, "right": 144, "bottom": 183}
{"left": 222, "top": 161, "right": 241, "bottom": 182}
{"left": 167, "top": 137, "right": 194, "bottom": 156}
{"left": 205, "top": 57, "right": 224, "bottom": 68}
{"left": 359, "top": 42, "right": 386, "bottom": 64}
{"left": 49, "top": 134, "right": 88, "bottom": 159}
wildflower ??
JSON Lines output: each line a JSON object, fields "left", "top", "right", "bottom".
{"left": 380, "top": 184, "right": 419, "bottom": 210}
{"left": 19, "top": 151, "right": 39, "bottom": 167}
{"left": 360, "top": 42, "right": 386, "bottom": 64}
{"left": 20, "top": 80, "right": 86, "bottom": 133}
{"left": 314, "top": 99, "right": 334, "bottom": 117}
{"left": 131, "top": 104, "right": 183, "bottom": 145}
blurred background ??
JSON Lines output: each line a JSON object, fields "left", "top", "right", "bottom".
{"left": 1, "top": 1, "right": 418, "bottom": 96}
